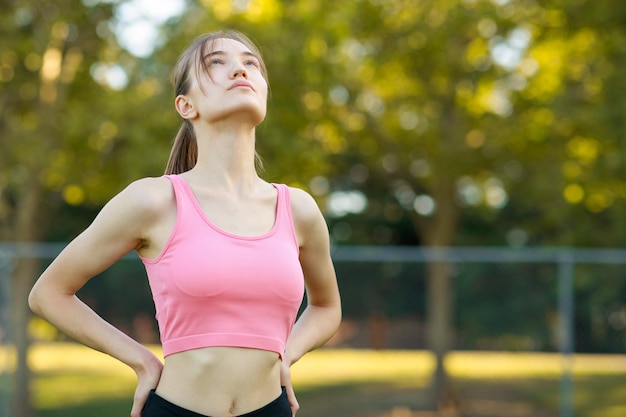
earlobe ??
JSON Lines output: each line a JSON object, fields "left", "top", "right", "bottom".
{"left": 175, "top": 95, "right": 198, "bottom": 120}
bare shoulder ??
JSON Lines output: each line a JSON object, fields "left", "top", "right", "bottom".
{"left": 81, "top": 176, "right": 176, "bottom": 254}
{"left": 92, "top": 176, "right": 175, "bottom": 239}
{"left": 287, "top": 186, "right": 323, "bottom": 224}
{"left": 123, "top": 176, "right": 173, "bottom": 201}
{"left": 44, "top": 177, "right": 176, "bottom": 275}
{"left": 286, "top": 186, "right": 329, "bottom": 247}
{"left": 116, "top": 176, "right": 174, "bottom": 216}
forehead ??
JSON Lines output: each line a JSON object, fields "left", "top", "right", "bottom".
{"left": 205, "top": 38, "right": 255, "bottom": 55}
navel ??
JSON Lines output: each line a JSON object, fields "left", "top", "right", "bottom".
{"left": 228, "top": 401, "right": 238, "bottom": 416}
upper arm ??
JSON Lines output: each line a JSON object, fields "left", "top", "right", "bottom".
{"left": 31, "top": 177, "right": 172, "bottom": 301}
{"left": 290, "top": 188, "right": 340, "bottom": 308}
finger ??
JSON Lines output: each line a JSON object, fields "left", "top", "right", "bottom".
{"left": 130, "top": 400, "right": 142, "bottom": 417}
{"left": 285, "top": 384, "right": 299, "bottom": 416}
{"left": 130, "top": 401, "right": 141, "bottom": 417}
{"left": 130, "top": 390, "right": 149, "bottom": 417}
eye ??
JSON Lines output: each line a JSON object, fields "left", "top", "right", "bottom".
{"left": 245, "top": 59, "right": 260, "bottom": 68}
{"left": 210, "top": 59, "right": 224, "bottom": 65}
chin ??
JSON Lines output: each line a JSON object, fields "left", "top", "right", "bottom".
{"left": 212, "top": 105, "right": 266, "bottom": 125}
{"left": 235, "top": 103, "right": 266, "bottom": 124}
{"left": 236, "top": 100, "right": 266, "bottom": 123}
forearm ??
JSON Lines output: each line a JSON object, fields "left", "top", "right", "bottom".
{"left": 284, "top": 304, "right": 341, "bottom": 366}
{"left": 30, "top": 291, "right": 160, "bottom": 374}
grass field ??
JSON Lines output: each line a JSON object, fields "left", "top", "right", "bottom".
{"left": 2, "top": 343, "right": 626, "bottom": 417}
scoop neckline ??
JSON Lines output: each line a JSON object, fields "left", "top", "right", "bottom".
{"left": 175, "top": 175, "right": 281, "bottom": 241}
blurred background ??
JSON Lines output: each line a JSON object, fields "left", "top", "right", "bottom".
{"left": 1, "top": 0, "right": 626, "bottom": 416}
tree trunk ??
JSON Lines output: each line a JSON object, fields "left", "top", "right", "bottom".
{"left": 10, "top": 257, "right": 40, "bottom": 417}
{"left": 426, "top": 260, "right": 457, "bottom": 412}
{"left": 10, "top": 180, "right": 46, "bottom": 417}
{"left": 409, "top": 176, "right": 461, "bottom": 413}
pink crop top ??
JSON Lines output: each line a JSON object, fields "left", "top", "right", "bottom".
{"left": 140, "top": 175, "right": 305, "bottom": 358}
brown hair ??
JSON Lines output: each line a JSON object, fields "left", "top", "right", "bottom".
{"left": 165, "top": 30, "right": 268, "bottom": 175}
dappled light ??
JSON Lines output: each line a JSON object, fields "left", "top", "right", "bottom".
{"left": 206, "top": 0, "right": 283, "bottom": 23}
{"left": 89, "top": 63, "right": 128, "bottom": 90}
{"left": 563, "top": 184, "right": 584, "bottom": 205}
{"left": 61, "top": 185, "right": 85, "bottom": 206}
{"left": 567, "top": 136, "right": 600, "bottom": 165}
{"left": 3, "top": 0, "right": 626, "bottom": 416}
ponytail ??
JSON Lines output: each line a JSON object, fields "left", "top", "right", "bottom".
{"left": 165, "top": 120, "right": 197, "bottom": 175}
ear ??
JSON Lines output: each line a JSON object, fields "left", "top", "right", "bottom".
{"left": 175, "top": 95, "right": 198, "bottom": 120}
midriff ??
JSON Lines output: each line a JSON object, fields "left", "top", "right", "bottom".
{"left": 155, "top": 346, "right": 282, "bottom": 416}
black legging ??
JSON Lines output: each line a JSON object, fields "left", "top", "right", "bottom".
{"left": 141, "top": 387, "right": 291, "bottom": 417}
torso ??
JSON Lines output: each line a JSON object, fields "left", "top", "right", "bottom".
{"left": 156, "top": 347, "right": 282, "bottom": 416}
{"left": 135, "top": 174, "right": 294, "bottom": 415}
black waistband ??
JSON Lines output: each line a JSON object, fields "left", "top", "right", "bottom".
{"left": 144, "top": 387, "right": 289, "bottom": 417}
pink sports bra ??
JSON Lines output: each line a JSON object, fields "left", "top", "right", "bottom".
{"left": 140, "top": 175, "right": 305, "bottom": 358}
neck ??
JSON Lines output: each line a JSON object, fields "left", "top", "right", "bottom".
{"left": 187, "top": 120, "right": 260, "bottom": 192}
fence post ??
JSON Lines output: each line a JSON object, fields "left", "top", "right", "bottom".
{"left": 557, "top": 251, "right": 574, "bottom": 417}
{"left": 0, "top": 248, "right": 12, "bottom": 417}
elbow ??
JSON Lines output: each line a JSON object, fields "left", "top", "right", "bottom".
{"left": 324, "top": 304, "right": 342, "bottom": 346}
{"left": 324, "top": 301, "right": 342, "bottom": 335}
{"left": 334, "top": 304, "right": 342, "bottom": 331}
{"left": 28, "top": 284, "right": 43, "bottom": 316}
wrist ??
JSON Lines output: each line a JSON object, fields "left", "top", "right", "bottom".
{"left": 282, "top": 348, "right": 301, "bottom": 367}
{"left": 131, "top": 346, "right": 162, "bottom": 377}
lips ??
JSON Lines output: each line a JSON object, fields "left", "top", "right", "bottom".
{"left": 229, "top": 81, "right": 254, "bottom": 91}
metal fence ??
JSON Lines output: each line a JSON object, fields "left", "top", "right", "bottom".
{"left": 2, "top": 243, "right": 626, "bottom": 417}
{"left": 331, "top": 246, "right": 626, "bottom": 417}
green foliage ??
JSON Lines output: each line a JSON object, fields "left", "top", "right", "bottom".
{"left": 2, "top": 0, "right": 625, "bottom": 245}
{"left": 3, "top": 0, "right": 626, "bottom": 404}
{"left": 3, "top": 0, "right": 624, "bottom": 353}
{"left": 0, "top": 0, "right": 178, "bottom": 240}
{"left": 146, "top": 0, "right": 626, "bottom": 248}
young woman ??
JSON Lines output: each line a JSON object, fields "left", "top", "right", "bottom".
{"left": 29, "top": 30, "right": 341, "bottom": 417}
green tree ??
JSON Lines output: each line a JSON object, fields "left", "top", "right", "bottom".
{"left": 0, "top": 1, "right": 176, "bottom": 414}
{"left": 5, "top": 0, "right": 626, "bottom": 414}
{"left": 172, "top": 0, "right": 626, "bottom": 410}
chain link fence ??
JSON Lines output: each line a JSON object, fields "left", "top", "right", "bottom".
{"left": 331, "top": 246, "right": 626, "bottom": 417}
{"left": 1, "top": 244, "right": 626, "bottom": 417}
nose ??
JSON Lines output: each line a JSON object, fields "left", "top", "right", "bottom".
{"left": 231, "top": 62, "right": 248, "bottom": 79}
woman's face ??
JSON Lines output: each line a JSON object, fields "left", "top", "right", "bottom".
{"left": 180, "top": 38, "right": 268, "bottom": 126}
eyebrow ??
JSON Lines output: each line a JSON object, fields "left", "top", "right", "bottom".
{"left": 202, "top": 50, "right": 260, "bottom": 60}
